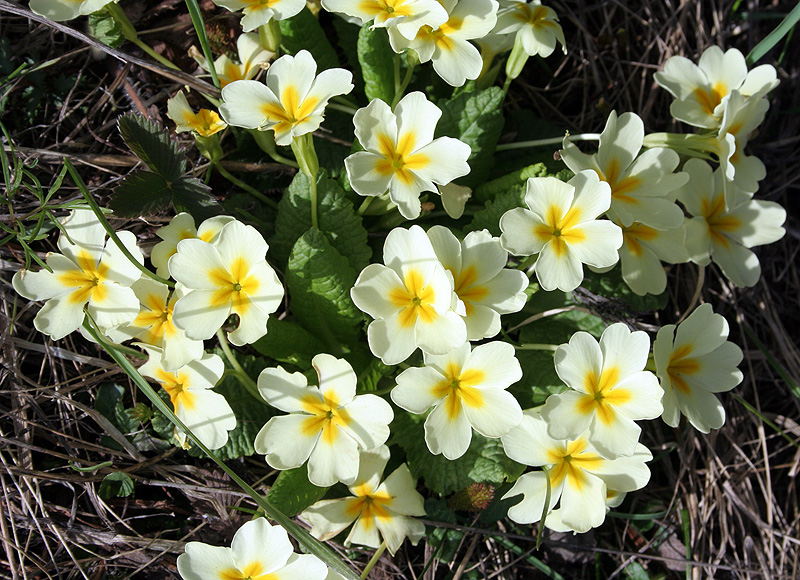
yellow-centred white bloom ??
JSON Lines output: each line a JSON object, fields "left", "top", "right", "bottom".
{"left": 679, "top": 159, "right": 785, "bottom": 288}
{"left": 392, "top": 341, "right": 523, "bottom": 459}
{"left": 219, "top": 50, "right": 353, "bottom": 146}
{"left": 177, "top": 518, "right": 327, "bottom": 580}
{"left": 350, "top": 225, "right": 467, "bottom": 365}
{"left": 388, "top": 0, "right": 499, "bottom": 87}
{"left": 501, "top": 410, "right": 652, "bottom": 533}
{"left": 653, "top": 304, "right": 743, "bottom": 433}
{"left": 322, "top": 0, "right": 448, "bottom": 40}
{"left": 139, "top": 346, "right": 235, "bottom": 450}
{"left": 540, "top": 323, "right": 663, "bottom": 458}
{"left": 211, "top": 0, "right": 306, "bottom": 32}
{"left": 254, "top": 354, "right": 393, "bottom": 487}
{"left": 560, "top": 111, "right": 688, "bottom": 229}
{"left": 301, "top": 445, "right": 426, "bottom": 555}
{"left": 191, "top": 33, "right": 272, "bottom": 88}
{"left": 499, "top": 171, "right": 622, "bottom": 292}
{"left": 715, "top": 90, "right": 769, "bottom": 196}
{"left": 167, "top": 91, "right": 227, "bottom": 137}
{"left": 654, "top": 46, "right": 779, "bottom": 129}
{"left": 345, "top": 92, "right": 471, "bottom": 220}
{"left": 12, "top": 209, "right": 142, "bottom": 340}
{"left": 427, "top": 226, "right": 527, "bottom": 340}
{"left": 150, "top": 213, "right": 233, "bottom": 280}
{"left": 493, "top": 0, "right": 566, "bottom": 57}
{"left": 115, "top": 279, "right": 203, "bottom": 371}
{"left": 169, "top": 219, "right": 284, "bottom": 346}
{"left": 29, "top": 0, "right": 114, "bottom": 21}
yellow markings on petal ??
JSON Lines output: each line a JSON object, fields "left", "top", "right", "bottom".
{"left": 181, "top": 109, "right": 227, "bottom": 136}
{"left": 546, "top": 436, "right": 604, "bottom": 492}
{"left": 415, "top": 16, "right": 464, "bottom": 52}
{"left": 345, "top": 487, "right": 393, "bottom": 530}
{"left": 388, "top": 268, "right": 438, "bottom": 328}
{"left": 374, "top": 131, "right": 430, "bottom": 186}
{"left": 218, "top": 561, "right": 278, "bottom": 580}
{"left": 131, "top": 293, "right": 179, "bottom": 345}
{"left": 207, "top": 257, "right": 261, "bottom": 315}
{"left": 58, "top": 250, "right": 111, "bottom": 305}
{"left": 260, "top": 85, "right": 320, "bottom": 133}
{"left": 156, "top": 369, "right": 196, "bottom": 411}
{"left": 701, "top": 192, "right": 741, "bottom": 248}
{"left": 452, "top": 265, "right": 488, "bottom": 315}
{"left": 299, "top": 391, "right": 352, "bottom": 444}
{"left": 244, "top": 0, "right": 278, "bottom": 10}
{"left": 359, "top": 0, "right": 413, "bottom": 19}
{"left": 622, "top": 223, "right": 658, "bottom": 257}
{"left": 666, "top": 344, "right": 701, "bottom": 394}
{"left": 693, "top": 81, "right": 728, "bottom": 116}
{"left": 513, "top": 3, "right": 558, "bottom": 29}
{"left": 430, "top": 362, "right": 486, "bottom": 420}
{"left": 597, "top": 159, "right": 641, "bottom": 204}
{"left": 577, "top": 365, "right": 630, "bottom": 426}
{"left": 534, "top": 204, "right": 586, "bottom": 256}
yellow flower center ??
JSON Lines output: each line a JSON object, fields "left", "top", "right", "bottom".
{"left": 693, "top": 81, "right": 728, "bottom": 116}
{"left": 208, "top": 257, "right": 261, "bottom": 316}
{"left": 621, "top": 223, "right": 658, "bottom": 256}
{"left": 666, "top": 343, "right": 701, "bottom": 394}
{"left": 131, "top": 292, "right": 179, "bottom": 345}
{"left": 374, "top": 131, "right": 430, "bottom": 185}
{"left": 260, "top": 85, "right": 320, "bottom": 135}
{"left": 596, "top": 159, "right": 642, "bottom": 205}
{"left": 156, "top": 370, "right": 195, "bottom": 411}
{"left": 58, "top": 250, "right": 110, "bottom": 305}
{"left": 533, "top": 205, "right": 585, "bottom": 256}
{"left": 452, "top": 265, "right": 488, "bottom": 317}
{"left": 700, "top": 192, "right": 741, "bottom": 248}
{"left": 345, "top": 487, "right": 393, "bottom": 529}
{"left": 546, "top": 436, "right": 604, "bottom": 491}
{"left": 300, "top": 391, "right": 352, "bottom": 444}
{"left": 575, "top": 366, "right": 631, "bottom": 425}
{"left": 388, "top": 268, "right": 439, "bottom": 327}
{"left": 431, "top": 361, "right": 486, "bottom": 420}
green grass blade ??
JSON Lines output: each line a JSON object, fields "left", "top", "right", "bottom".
{"left": 184, "top": 0, "right": 220, "bottom": 89}
{"left": 746, "top": 2, "right": 800, "bottom": 65}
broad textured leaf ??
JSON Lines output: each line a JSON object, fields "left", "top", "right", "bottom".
{"left": 110, "top": 171, "right": 172, "bottom": 217}
{"left": 272, "top": 170, "right": 371, "bottom": 272}
{"left": 435, "top": 87, "right": 504, "bottom": 187}
{"left": 357, "top": 25, "right": 394, "bottom": 103}
{"left": 88, "top": 12, "right": 124, "bottom": 48}
{"left": 118, "top": 113, "right": 185, "bottom": 181}
{"left": 580, "top": 264, "right": 669, "bottom": 312}
{"left": 467, "top": 184, "right": 525, "bottom": 236}
{"left": 99, "top": 472, "right": 135, "bottom": 499}
{"left": 392, "top": 411, "right": 525, "bottom": 496}
{"left": 267, "top": 467, "right": 327, "bottom": 516}
{"left": 170, "top": 175, "right": 221, "bottom": 221}
{"left": 473, "top": 163, "right": 549, "bottom": 204}
{"left": 252, "top": 317, "right": 326, "bottom": 367}
{"left": 280, "top": 8, "right": 339, "bottom": 71}
{"left": 286, "top": 227, "right": 362, "bottom": 344}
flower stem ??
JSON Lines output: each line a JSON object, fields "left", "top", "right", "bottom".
{"left": 496, "top": 133, "right": 601, "bottom": 152}
{"left": 107, "top": 3, "right": 180, "bottom": 71}
{"left": 213, "top": 162, "right": 278, "bottom": 209}
{"left": 361, "top": 542, "right": 387, "bottom": 579}
{"left": 514, "top": 343, "right": 559, "bottom": 351}
{"left": 291, "top": 134, "right": 320, "bottom": 229}
{"left": 215, "top": 328, "right": 262, "bottom": 403}
{"left": 392, "top": 52, "right": 417, "bottom": 108}
{"left": 357, "top": 196, "right": 375, "bottom": 216}
{"left": 185, "top": 0, "right": 220, "bottom": 88}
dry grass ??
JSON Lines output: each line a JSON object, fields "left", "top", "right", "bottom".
{"left": 1, "top": 0, "right": 799, "bottom": 578}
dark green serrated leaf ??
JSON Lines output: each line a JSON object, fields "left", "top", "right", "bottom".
{"left": 252, "top": 317, "right": 327, "bottom": 367}
{"left": 170, "top": 175, "right": 221, "bottom": 221}
{"left": 109, "top": 171, "right": 172, "bottom": 217}
{"left": 392, "top": 411, "right": 525, "bottom": 496}
{"left": 118, "top": 114, "right": 185, "bottom": 181}
{"left": 467, "top": 184, "right": 525, "bottom": 236}
{"left": 357, "top": 25, "right": 394, "bottom": 103}
{"left": 435, "top": 87, "right": 504, "bottom": 187}
{"left": 267, "top": 467, "right": 327, "bottom": 517}
{"left": 88, "top": 12, "right": 124, "bottom": 48}
{"left": 272, "top": 170, "right": 371, "bottom": 272}
{"left": 280, "top": 8, "right": 339, "bottom": 71}
{"left": 286, "top": 227, "right": 362, "bottom": 345}
{"left": 99, "top": 471, "right": 135, "bottom": 499}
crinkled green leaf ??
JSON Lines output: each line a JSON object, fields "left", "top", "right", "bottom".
{"left": 473, "top": 163, "right": 549, "bottom": 204}
{"left": 272, "top": 170, "right": 371, "bottom": 271}
{"left": 280, "top": 8, "right": 339, "bottom": 71}
{"left": 88, "top": 12, "right": 124, "bottom": 48}
{"left": 392, "top": 411, "right": 525, "bottom": 496}
{"left": 96, "top": 383, "right": 125, "bottom": 426}
{"left": 252, "top": 317, "right": 327, "bottom": 368}
{"left": 170, "top": 175, "right": 221, "bottom": 221}
{"left": 267, "top": 467, "right": 327, "bottom": 517}
{"left": 286, "top": 227, "right": 362, "bottom": 345}
{"left": 435, "top": 87, "right": 504, "bottom": 187}
{"left": 99, "top": 471, "right": 135, "bottom": 499}
{"left": 110, "top": 171, "right": 172, "bottom": 217}
{"left": 467, "top": 184, "right": 525, "bottom": 236}
{"left": 357, "top": 25, "right": 394, "bottom": 103}
{"left": 117, "top": 113, "right": 184, "bottom": 181}
{"left": 580, "top": 263, "right": 669, "bottom": 312}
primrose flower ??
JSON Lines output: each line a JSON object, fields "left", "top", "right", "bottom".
{"left": 167, "top": 91, "right": 227, "bottom": 137}
{"left": 169, "top": 219, "right": 284, "bottom": 346}
{"left": 493, "top": 0, "right": 566, "bottom": 58}
{"left": 139, "top": 347, "right": 235, "bottom": 450}
{"left": 150, "top": 213, "right": 233, "bottom": 280}
{"left": 502, "top": 410, "right": 652, "bottom": 533}
{"left": 350, "top": 225, "right": 467, "bottom": 365}
{"left": 29, "top": 0, "right": 114, "bottom": 21}
{"left": 716, "top": 90, "right": 769, "bottom": 196}
{"left": 560, "top": 111, "right": 687, "bottom": 229}
{"left": 654, "top": 46, "right": 779, "bottom": 129}
{"left": 12, "top": 209, "right": 142, "bottom": 340}
{"left": 393, "top": 341, "right": 523, "bottom": 459}
{"left": 540, "top": 324, "right": 663, "bottom": 458}
{"left": 678, "top": 159, "right": 785, "bottom": 288}
{"left": 254, "top": 354, "right": 393, "bottom": 487}
{"left": 388, "top": 0, "right": 499, "bottom": 87}
{"left": 654, "top": 304, "right": 744, "bottom": 433}
{"left": 427, "top": 226, "right": 527, "bottom": 340}
{"left": 115, "top": 279, "right": 203, "bottom": 371}
{"left": 322, "top": 0, "right": 448, "bottom": 40}
{"left": 499, "top": 171, "right": 623, "bottom": 292}
{"left": 219, "top": 50, "right": 353, "bottom": 146}
{"left": 191, "top": 33, "right": 272, "bottom": 87}
{"left": 210, "top": 0, "right": 306, "bottom": 32}
{"left": 301, "top": 445, "right": 426, "bottom": 555}
{"left": 345, "top": 92, "right": 471, "bottom": 220}
{"left": 177, "top": 518, "right": 327, "bottom": 580}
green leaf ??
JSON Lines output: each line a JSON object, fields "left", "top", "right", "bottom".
{"left": 580, "top": 264, "right": 669, "bottom": 312}
{"left": 252, "top": 317, "right": 327, "bottom": 367}
{"left": 99, "top": 471, "right": 135, "bottom": 499}
{"left": 746, "top": 2, "right": 800, "bottom": 65}
{"left": 88, "top": 12, "right": 124, "bottom": 48}
{"left": 170, "top": 175, "right": 221, "bottom": 221}
{"left": 286, "top": 227, "right": 362, "bottom": 345}
{"left": 623, "top": 561, "right": 651, "bottom": 580}
{"left": 435, "top": 87, "right": 504, "bottom": 187}
{"left": 267, "top": 467, "right": 327, "bottom": 517}
{"left": 467, "top": 184, "right": 526, "bottom": 236}
{"left": 357, "top": 25, "right": 394, "bottom": 103}
{"left": 96, "top": 383, "right": 125, "bottom": 426}
{"left": 109, "top": 171, "right": 172, "bottom": 217}
{"left": 280, "top": 8, "right": 339, "bottom": 71}
{"left": 392, "top": 411, "right": 525, "bottom": 496}
{"left": 473, "top": 163, "right": 549, "bottom": 204}
{"left": 272, "top": 170, "right": 371, "bottom": 272}
{"left": 117, "top": 113, "right": 185, "bottom": 181}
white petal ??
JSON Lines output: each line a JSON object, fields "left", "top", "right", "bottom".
{"left": 424, "top": 399, "right": 473, "bottom": 459}
{"left": 255, "top": 414, "right": 319, "bottom": 469}
{"left": 503, "top": 471, "right": 562, "bottom": 524}
{"left": 170, "top": 290, "right": 231, "bottom": 341}
{"left": 340, "top": 394, "right": 393, "bottom": 450}
{"left": 307, "top": 427, "right": 360, "bottom": 486}
{"left": 393, "top": 367, "right": 449, "bottom": 414}
{"left": 231, "top": 519, "right": 293, "bottom": 574}
{"left": 177, "top": 543, "right": 236, "bottom": 580}
{"left": 257, "top": 365, "right": 311, "bottom": 412}
{"left": 462, "top": 388, "right": 522, "bottom": 438}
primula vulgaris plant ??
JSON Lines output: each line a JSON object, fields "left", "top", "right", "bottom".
{"left": 13, "top": 0, "right": 790, "bottom": 577}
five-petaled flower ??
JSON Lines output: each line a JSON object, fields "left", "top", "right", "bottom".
{"left": 150, "top": 213, "right": 233, "bottom": 281}
{"left": 219, "top": 50, "right": 353, "bottom": 146}
{"left": 493, "top": 0, "right": 566, "bottom": 57}
{"left": 211, "top": 0, "right": 306, "bottom": 32}
{"left": 322, "top": 0, "right": 449, "bottom": 40}
{"left": 254, "top": 354, "right": 393, "bottom": 487}
{"left": 167, "top": 91, "right": 227, "bottom": 137}
{"left": 29, "top": 0, "right": 114, "bottom": 21}
{"left": 301, "top": 445, "right": 426, "bottom": 555}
